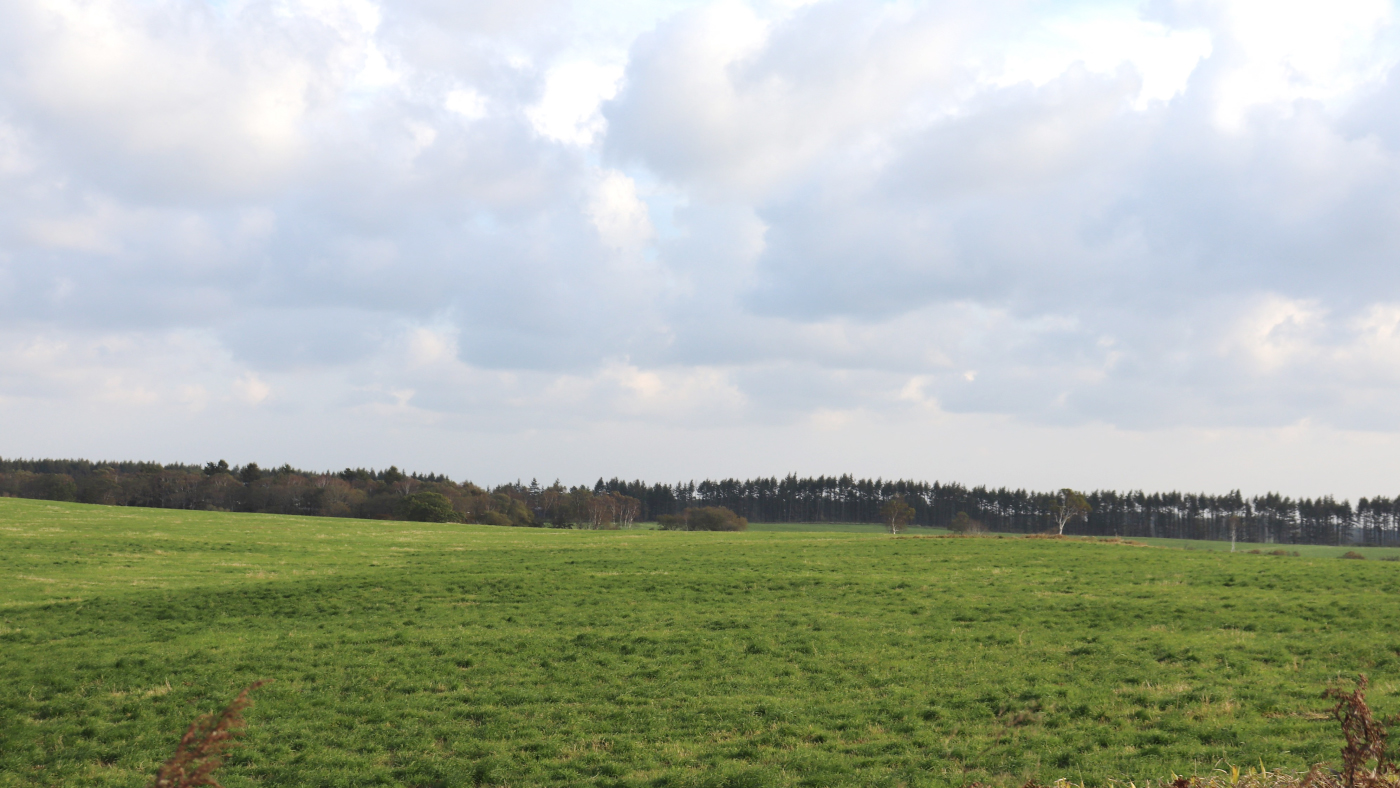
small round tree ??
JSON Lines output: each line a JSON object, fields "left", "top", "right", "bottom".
{"left": 686, "top": 506, "right": 748, "bottom": 531}
{"left": 660, "top": 507, "right": 748, "bottom": 531}
{"left": 948, "top": 511, "right": 984, "bottom": 534}
{"left": 398, "top": 491, "right": 460, "bottom": 523}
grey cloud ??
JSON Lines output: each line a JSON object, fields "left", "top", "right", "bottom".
{"left": 5, "top": 0, "right": 1400, "bottom": 481}
{"left": 218, "top": 307, "right": 392, "bottom": 371}
{"left": 1342, "top": 62, "right": 1400, "bottom": 153}
{"left": 0, "top": 0, "right": 674, "bottom": 375}
{"left": 606, "top": 18, "right": 1400, "bottom": 430}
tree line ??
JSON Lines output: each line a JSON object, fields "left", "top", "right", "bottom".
{"left": 0, "top": 458, "right": 635, "bottom": 529}
{"left": 1, "top": 457, "right": 1396, "bottom": 545}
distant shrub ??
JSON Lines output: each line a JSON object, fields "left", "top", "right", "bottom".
{"left": 472, "top": 494, "right": 535, "bottom": 527}
{"left": 658, "top": 506, "right": 747, "bottom": 531}
{"left": 694, "top": 507, "right": 747, "bottom": 531}
{"left": 397, "top": 491, "right": 460, "bottom": 523}
{"left": 948, "top": 511, "right": 985, "bottom": 535}
{"left": 478, "top": 511, "right": 511, "bottom": 526}
{"left": 21, "top": 472, "right": 78, "bottom": 502}
{"left": 1341, "top": 551, "right": 1366, "bottom": 560}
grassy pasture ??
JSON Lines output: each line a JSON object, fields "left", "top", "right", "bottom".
{"left": 2, "top": 498, "right": 1399, "bottom": 788}
{"left": 651, "top": 522, "right": 922, "bottom": 534}
{"left": 1131, "top": 537, "right": 1400, "bottom": 559}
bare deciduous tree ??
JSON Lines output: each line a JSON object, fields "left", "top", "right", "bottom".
{"left": 587, "top": 495, "right": 615, "bottom": 529}
{"left": 613, "top": 494, "right": 640, "bottom": 528}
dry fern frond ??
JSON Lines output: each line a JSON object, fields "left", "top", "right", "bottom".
{"left": 150, "top": 680, "right": 271, "bottom": 788}
{"left": 1316, "top": 675, "right": 1400, "bottom": 788}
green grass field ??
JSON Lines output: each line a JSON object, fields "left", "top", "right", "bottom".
{"left": 703, "top": 522, "right": 1400, "bottom": 556}
{"left": 657, "top": 522, "right": 923, "bottom": 535}
{"left": 2, "top": 498, "right": 1398, "bottom": 788}
{"left": 1131, "top": 537, "right": 1400, "bottom": 559}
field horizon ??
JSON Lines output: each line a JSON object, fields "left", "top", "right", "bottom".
{"left": 3, "top": 497, "right": 1398, "bottom": 787}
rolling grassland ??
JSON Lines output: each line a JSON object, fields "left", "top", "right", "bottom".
{"left": 2, "top": 497, "right": 1398, "bottom": 787}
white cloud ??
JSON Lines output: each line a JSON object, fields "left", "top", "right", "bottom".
{"left": 527, "top": 60, "right": 625, "bottom": 146}
{"left": 233, "top": 373, "right": 272, "bottom": 404}
{"left": 25, "top": 212, "right": 121, "bottom": 254}
{"left": 0, "top": 0, "right": 319, "bottom": 196}
{"left": 0, "top": 121, "right": 35, "bottom": 175}
{"left": 406, "top": 327, "right": 456, "bottom": 367}
{"left": 1208, "top": 0, "right": 1397, "bottom": 125}
{"left": 177, "top": 384, "right": 210, "bottom": 412}
{"left": 587, "top": 169, "right": 654, "bottom": 254}
{"left": 991, "top": 13, "right": 1213, "bottom": 107}
{"left": 1223, "top": 294, "right": 1325, "bottom": 371}
{"left": 445, "top": 88, "right": 488, "bottom": 121}
{"left": 598, "top": 361, "right": 745, "bottom": 416}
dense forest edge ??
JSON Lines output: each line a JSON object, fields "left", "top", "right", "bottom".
{"left": 2, "top": 456, "right": 1396, "bottom": 546}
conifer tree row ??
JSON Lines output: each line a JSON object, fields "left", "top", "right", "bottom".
{"left": 0, "top": 457, "right": 1395, "bottom": 545}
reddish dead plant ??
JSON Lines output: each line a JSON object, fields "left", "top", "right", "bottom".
{"left": 1310, "top": 675, "right": 1400, "bottom": 788}
{"left": 150, "top": 680, "right": 271, "bottom": 788}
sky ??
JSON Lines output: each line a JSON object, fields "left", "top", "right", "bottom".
{"left": 3, "top": 0, "right": 1400, "bottom": 498}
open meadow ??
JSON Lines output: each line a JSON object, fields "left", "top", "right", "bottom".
{"left": 2, "top": 497, "right": 1398, "bottom": 788}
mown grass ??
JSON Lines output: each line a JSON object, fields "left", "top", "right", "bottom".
{"left": 2, "top": 498, "right": 1398, "bottom": 788}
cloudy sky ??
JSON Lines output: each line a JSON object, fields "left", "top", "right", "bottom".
{"left": 3, "top": 0, "right": 1400, "bottom": 497}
